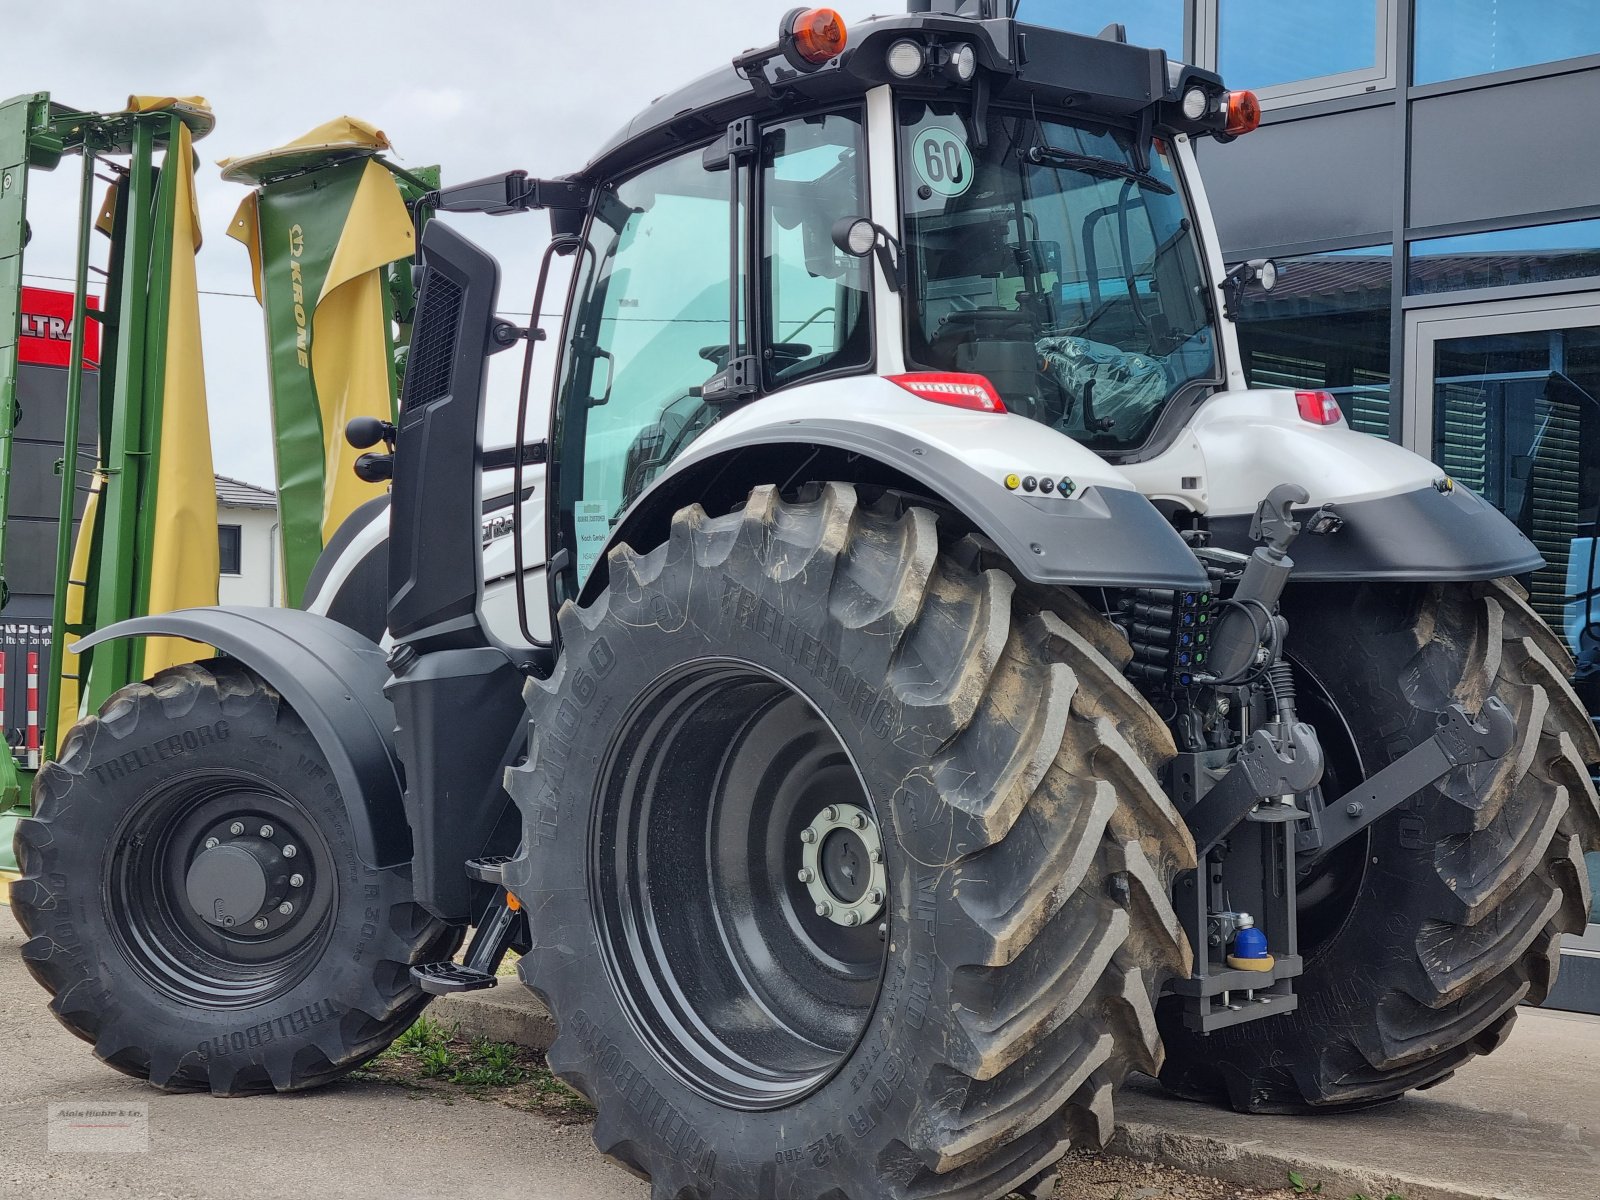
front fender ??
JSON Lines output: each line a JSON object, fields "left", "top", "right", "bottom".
{"left": 74, "top": 607, "right": 408, "bottom": 869}
{"left": 620, "top": 377, "right": 1208, "bottom": 590}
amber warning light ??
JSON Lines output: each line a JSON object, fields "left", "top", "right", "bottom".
{"left": 1226, "top": 90, "right": 1262, "bottom": 136}
{"left": 784, "top": 7, "right": 848, "bottom": 67}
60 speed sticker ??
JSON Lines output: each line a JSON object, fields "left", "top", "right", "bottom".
{"left": 911, "top": 128, "right": 974, "bottom": 198}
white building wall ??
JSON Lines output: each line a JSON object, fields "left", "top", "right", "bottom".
{"left": 217, "top": 504, "right": 282, "bottom": 607}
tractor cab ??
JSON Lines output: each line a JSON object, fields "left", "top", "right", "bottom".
{"left": 498, "top": 1, "right": 1259, "bottom": 603}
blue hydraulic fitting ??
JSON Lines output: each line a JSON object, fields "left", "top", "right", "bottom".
{"left": 1226, "top": 913, "right": 1274, "bottom": 972}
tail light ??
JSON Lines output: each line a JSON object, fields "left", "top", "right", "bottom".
{"left": 1225, "top": 90, "right": 1262, "bottom": 136}
{"left": 1295, "top": 390, "right": 1343, "bottom": 426}
{"left": 888, "top": 372, "right": 1006, "bottom": 413}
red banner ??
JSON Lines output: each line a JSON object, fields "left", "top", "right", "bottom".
{"left": 18, "top": 286, "right": 100, "bottom": 368}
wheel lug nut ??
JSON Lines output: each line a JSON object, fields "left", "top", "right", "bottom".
{"left": 253, "top": 918, "right": 268, "bottom": 931}
{"left": 282, "top": 845, "right": 297, "bottom": 858}
{"left": 204, "top": 836, "right": 219, "bottom": 849}
{"left": 851, "top": 813, "right": 867, "bottom": 829}
{"left": 800, "top": 828, "right": 817, "bottom": 844}
{"left": 259, "top": 824, "right": 275, "bottom": 838}
{"left": 278, "top": 902, "right": 294, "bottom": 916}
{"left": 824, "top": 805, "right": 839, "bottom": 822}
{"left": 797, "top": 868, "right": 814, "bottom": 883}
{"left": 815, "top": 901, "right": 832, "bottom": 918}
{"left": 868, "top": 888, "right": 884, "bottom": 905}
{"left": 843, "top": 911, "right": 860, "bottom": 927}
{"left": 289, "top": 873, "right": 304, "bottom": 888}
{"left": 871, "top": 849, "right": 883, "bottom": 864}
{"left": 228, "top": 821, "right": 245, "bottom": 836}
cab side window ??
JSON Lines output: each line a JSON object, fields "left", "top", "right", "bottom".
{"left": 761, "top": 111, "right": 871, "bottom": 389}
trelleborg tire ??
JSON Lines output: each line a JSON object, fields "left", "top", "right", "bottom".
{"left": 506, "top": 483, "right": 1196, "bottom": 1200}
{"left": 11, "top": 658, "right": 458, "bottom": 1095}
{"left": 1157, "top": 577, "right": 1600, "bottom": 1112}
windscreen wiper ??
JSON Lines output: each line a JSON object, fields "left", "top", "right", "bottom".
{"left": 1026, "top": 145, "right": 1175, "bottom": 195}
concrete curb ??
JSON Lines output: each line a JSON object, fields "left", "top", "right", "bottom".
{"left": 1109, "top": 1120, "right": 1517, "bottom": 1200}
{"left": 432, "top": 980, "right": 557, "bottom": 1051}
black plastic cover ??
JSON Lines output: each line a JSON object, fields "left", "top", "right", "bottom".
{"left": 389, "top": 221, "right": 500, "bottom": 644}
{"left": 1207, "top": 484, "right": 1543, "bottom": 582}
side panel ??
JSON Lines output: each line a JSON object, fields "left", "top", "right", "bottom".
{"left": 388, "top": 221, "right": 498, "bottom": 644}
{"left": 72, "top": 607, "right": 410, "bottom": 869}
{"left": 617, "top": 376, "right": 1209, "bottom": 589}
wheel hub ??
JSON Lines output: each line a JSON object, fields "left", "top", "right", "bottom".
{"left": 799, "top": 803, "right": 885, "bottom": 928}
{"left": 180, "top": 815, "right": 309, "bottom": 935}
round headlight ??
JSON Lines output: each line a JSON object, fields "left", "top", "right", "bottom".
{"left": 1181, "top": 86, "right": 1209, "bottom": 121}
{"left": 887, "top": 39, "right": 926, "bottom": 79}
{"left": 949, "top": 42, "right": 977, "bottom": 82}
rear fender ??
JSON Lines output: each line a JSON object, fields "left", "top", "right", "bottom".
{"left": 597, "top": 376, "right": 1209, "bottom": 593}
{"left": 1119, "top": 389, "right": 1542, "bottom": 581}
{"left": 73, "top": 607, "right": 410, "bottom": 871}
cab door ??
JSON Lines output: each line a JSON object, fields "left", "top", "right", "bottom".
{"left": 546, "top": 110, "right": 872, "bottom": 607}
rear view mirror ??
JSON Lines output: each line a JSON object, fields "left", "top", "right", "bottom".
{"left": 1219, "top": 256, "right": 1277, "bottom": 320}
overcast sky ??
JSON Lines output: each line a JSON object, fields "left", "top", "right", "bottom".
{"left": 5, "top": 0, "right": 839, "bottom": 487}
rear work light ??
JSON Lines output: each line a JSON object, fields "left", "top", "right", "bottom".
{"left": 1225, "top": 89, "right": 1262, "bottom": 136}
{"left": 1295, "top": 390, "right": 1343, "bottom": 426}
{"left": 888, "top": 372, "right": 1006, "bottom": 413}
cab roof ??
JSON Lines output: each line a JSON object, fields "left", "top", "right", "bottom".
{"left": 580, "top": 11, "right": 1229, "bottom": 184}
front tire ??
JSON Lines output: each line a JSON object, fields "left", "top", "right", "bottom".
{"left": 12, "top": 659, "right": 457, "bottom": 1094}
{"left": 508, "top": 484, "right": 1195, "bottom": 1200}
{"left": 1157, "top": 578, "right": 1600, "bottom": 1112}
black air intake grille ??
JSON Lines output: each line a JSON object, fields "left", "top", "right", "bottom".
{"left": 403, "top": 273, "right": 464, "bottom": 409}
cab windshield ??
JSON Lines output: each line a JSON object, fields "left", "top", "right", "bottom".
{"left": 899, "top": 100, "right": 1218, "bottom": 454}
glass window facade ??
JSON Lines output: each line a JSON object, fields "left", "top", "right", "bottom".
{"left": 1015, "top": 0, "right": 1184, "bottom": 57}
{"left": 1233, "top": 246, "right": 1393, "bottom": 436}
{"left": 1414, "top": 0, "right": 1600, "bottom": 85}
{"left": 1408, "top": 220, "right": 1600, "bottom": 295}
{"left": 1218, "top": 0, "right": 1382, "bottom": 91}
{"left": 1429, "top": 324, "right": 1600, "bottom": 643}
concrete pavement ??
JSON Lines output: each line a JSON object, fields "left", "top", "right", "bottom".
{"left": 1, "top": 913, "right": 646, "bottom": 1200}
{"left": 437, "top": 963, "right": 1600, "bottom": 1200}
{"left": 7, "top": 902, "right": 1598, "bottom": 1200}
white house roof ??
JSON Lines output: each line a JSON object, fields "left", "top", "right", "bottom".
{"left": 214, "top": 474, "right": 277, "bottom": 510}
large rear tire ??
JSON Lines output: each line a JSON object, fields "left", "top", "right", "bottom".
{"left": 1157, "top": 578, "right": 1600, "bottom": 1112}
{"left": 507, "top": 484, "right": 1195, "bottom": 1200}
{"left": 12, "top": 659, "right": 458, "bottom": 1094}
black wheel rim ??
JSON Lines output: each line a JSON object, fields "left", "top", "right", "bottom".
{"left": 1289, "top": 654, "right": 1371, "bottom": 960}
{"left": 593, "top": 659, "right": 888, "bottom": 1111}
{"left": 106, "top": 770, "right": 337, "bottom": 1009}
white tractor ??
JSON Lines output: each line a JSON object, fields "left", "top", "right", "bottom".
{"left": 18, "top": 3, "right": 1599, "bottom": 1198}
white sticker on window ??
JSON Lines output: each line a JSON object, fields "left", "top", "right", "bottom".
{"left": 573, "top": 501, "right": 612, "bottom": 584}
{"left": 911, "top": 128, "right": 974, "bottom": 198}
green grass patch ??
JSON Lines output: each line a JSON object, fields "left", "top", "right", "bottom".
{"left": 358, "top": 1014, "right": 592, "bottom": 1122}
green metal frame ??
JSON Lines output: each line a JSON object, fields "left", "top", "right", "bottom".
{"left": 0, "top": 95, "right": 205, "bottom": 772}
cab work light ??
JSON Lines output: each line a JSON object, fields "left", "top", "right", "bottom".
{"left": 784, "top": 7, "right": 848, "bottom": 67}
{"left": 888, "top": 372, "right": 1006, "bottom": 413}
{"left": 1295, "top": 390, "right": 1343, "bottom": 426}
